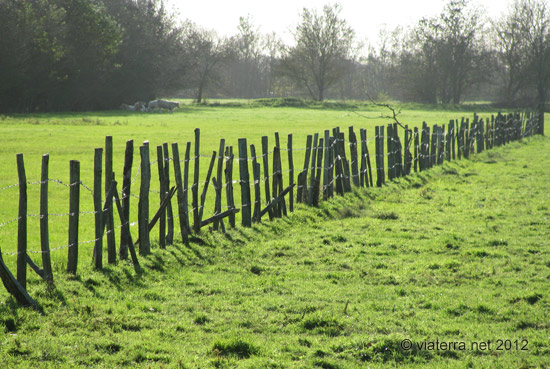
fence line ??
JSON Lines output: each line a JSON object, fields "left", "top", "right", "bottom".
{"left": 0, "top": 109, "right": 543, "bottom": 310}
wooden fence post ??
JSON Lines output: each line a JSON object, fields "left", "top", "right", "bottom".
{"left": 272, "top": 146, "right": 282, "bottom": 216}
{"left": 375, "top": 126, "right": 381, "bottom": 186}
{"left": 171, "top": 142, "right": 189, "bottom": 244}
{"left": 163, "top": 143, "right": 174, "bottom": 245}
{"left": 323, "top": 130, "right": 331, "bottom": 196}
{"left": 274, "top": 133, "right": 286, "bottom": 216}
{"left": 338, "top": 132, "right": 352, "bottom": 192}
{"left": 183, "top": 142, "right": 192, "bottom": 233}
{"left": 196, "top": 151, "right": 216, "bottom": 232}
{"left": 16, "top": 154, "right": 27, "bottom": 289}
{"left": 250, "top": 144, "right": 261, "bottom": 222}
{"left": 308, "top": 133, "right": 319, "bottom": 205}
{"left": 225, "top": 146, "right": 236, "bottom": 228}
{"left": 387, "top": 124, "right": 394, "bottom": 180}
{"left": 297, "top": 135, "right": 313, "bottom": 202}
{"left": 404, "top": 126, "right": 411, "bottom": 175}
{"left": 238, "top": 138, "right": 251, "bottom": 227}
{"left": 313, "top": 138, "right": 323, "bottom": 206}
{"left": 192, "top": 129, "right": 200, "bottom": 234}
{"left": 211, "top": 177, "right": 226, "bottom": 232}
{"left": 349, "top": 126, "right": 360, "bottom": 187}
{"left": 359, "top": 129, "right": 366, "bottom": 187}
{"left": 394, "top": 123, "right": 403, "bottom": 177}
{"left": 414, "top": 127, "right": 419, "bottom": 172}
{"left": 39, "top": 154, "right": 53, "bottom": 284}
{"left": 156, "top": 145, "right": 166, "bottom": 248}
{"left": 287, "top": 133, "right": 294, "bottom": 213}
{"left": 119, "top": 139, "right": 133, "bottom": 260}
{"left": 93, "top": 148, "right": 103, "bottom": 269}
{"left": 261, "top": 136, "right": 273, "bottom": 220}
{"left": 214, "top": 139, "right": 225, "bottom": 230}
{"left": 138, "top": 143, "right": 151, "bottom": 255}
{"left": 67, "top": 160, "right": 80, "bottom": 274}
{"left": 104, "top": 136, "right": 116, "bottom": 264}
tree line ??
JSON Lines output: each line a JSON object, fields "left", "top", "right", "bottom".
{"left": 1, "top": 0, "right": 549, "bottom": 113}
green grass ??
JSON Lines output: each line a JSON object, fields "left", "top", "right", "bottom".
{"left": 1, "top": 100, "right": 542, "bottom": 266}
{"left": 0, "top": 103, "right": 549, "bottom": 368}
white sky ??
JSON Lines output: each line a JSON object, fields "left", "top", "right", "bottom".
{"left": 165, "top": 0, "right": 514, "bottom": 45}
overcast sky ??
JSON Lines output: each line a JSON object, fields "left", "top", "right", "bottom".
{"left": 165, "top": 0, "right": 514, "bottom": 44}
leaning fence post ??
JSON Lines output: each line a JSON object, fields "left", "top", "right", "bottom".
{"left": 93, "top": 148, "right": 103, "bottom": 270}
{"left": 67, "top": 160, "right": 80, "bottom": 274}
{"left": 261, "top": 136, "right": 273, "bottom": 220}
{"left": 196, "top": 151, "right": 216, "bottom": 233}
{"left": 238, "top": 138, "right": 251, "bottom": 227}
{"left": 16, "top": 154, "right": 27, "bottom": 289}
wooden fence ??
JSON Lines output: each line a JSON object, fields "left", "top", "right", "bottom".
{"left": 0, "top": 110, "right": 544, "bottom": 311}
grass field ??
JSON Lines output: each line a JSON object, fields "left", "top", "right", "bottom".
{"left": 0, "top": 101, "right": 549, "bottom": 368}
{"left": 0, "top": 100, "right": 539, "bottom": 261}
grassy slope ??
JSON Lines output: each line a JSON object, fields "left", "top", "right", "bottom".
{"left": 0, "top": 102, "right": 537, "bottom": 265}
{"left": 0, "top": 132, "right": 548, "bottom": 368}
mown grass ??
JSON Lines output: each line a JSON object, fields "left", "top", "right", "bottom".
{"left": 0, "top": 124, "right": 548, "bottom": 368}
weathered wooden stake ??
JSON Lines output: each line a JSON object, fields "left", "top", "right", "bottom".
{"left": 93, "top": 148, "right": 103, "bottom": 269}
{"left": 308, "top": 133, "right": 319, "bottom": 205}
{"left": 104, "top": 136, "right": 116, "bottom": 264}
{"left": 196, "top": 151, "right": 217, "bottom": 233}
{"left": 261, "top": 136, "right": 273, "bottom": 220}
{"left": 40, "top": 154, "right": 53, "bottom": 284}
{"left": 171, "top": 142, "right": 189, "bottom": 244}
{"left": 297, "top": 135, "right": 313, "bottom": 202}
{"left": 192, "top": 129, "right": 200, "bottom": 234}
{"left": 119, "top": 139, "right": 133, "bottom": 260}
{"left": 225, "top": 146, "right": 236, "bottom": 228}
{"left": 238, "top": 138, "right": 251, "bottom": 227}
{"left": 213, "top": 139, "right": 225, "bottom": 230}
{"left": 67, "top": 160, "right": 80, "bottom": 274}
{"left": 156, "top": 145, "right": 166, "bottom": 248}
{"left": 163, "top": 143, "right": 174, "bottom": 245}
{"left": 138, "top": 143, "right": 151, "bottom": 255}
{"left": 250, "top": 144, "right": 261, "bottom": 222}
{"left": 287, "top": 133, "right": 294, "bottom": 212}
{"left": 349, "top": 126, "right": 360, "bottom": 187}
{"left": 16, "top": 154, "right": 27, "bottom": 288}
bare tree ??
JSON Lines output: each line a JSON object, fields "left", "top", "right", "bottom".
{"left": 278, "top": 3, "right": 355, "bottom": 101}
{"left": 181, "top": 22, "right": 235, "bottom": 103}
{"left": 493, "top": 0, "right": 550, "bottom": 110}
